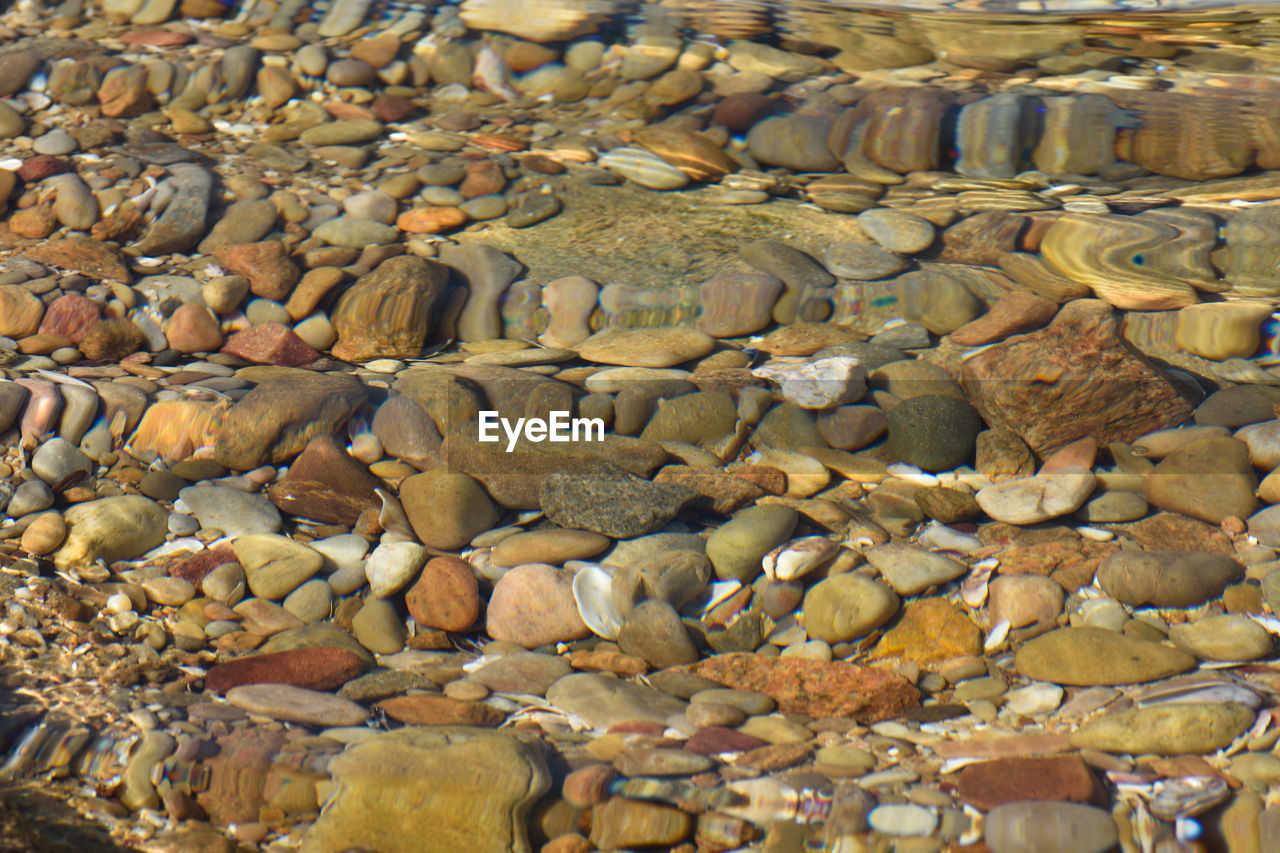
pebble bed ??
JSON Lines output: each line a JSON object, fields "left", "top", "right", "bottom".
{"left": 3, "top": 0, "right": 1280, "bottom": 852}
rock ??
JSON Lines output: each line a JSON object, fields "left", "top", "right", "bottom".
{"left": 267, "top": 433, "right": 381, "bottom": 526}
{"left": 873, "top": 597, "right": 982, "bottom": 665}
{"left": 1169, "top": 614, "right": 1273, "bottom": 661}
{"left": 165, "top": 303, "right": 223, "bottom": 353}
{"left": 0, "top": 285, "right": 43, "bottom": 338}
{"left": 987, "top": 575, "right": 1065, "bottom": 628}
{"left": 136, "top": 164, "right": 213, "bottom": 256}
{"left": 977, "top": 469, "right": 1096, "bottom": 525}
{"left": 214, "top": 241, "right": 299, "bottom": 302}
{"left": 30, "top": 437, "right": 92, "bottom": 491}
{"left": 957, "top": 755, "right": 1104, "bottom": 811}
{"left": 401, "top": 469, "right": 498, "bottom": 549}
{"left": 590, "top": 797, "right": 693, "bottom": 850}
{"left": 178, "top": 485, "right": 282, "bottom": 538}
{"left": 467, "top": 652, "right": 571, "bottom": 696}
{"left": 740, "top": 240, "right": 836, "bottom": 324}
{"left": 949, "top": 291, "right": 1058, "bottom": 346}
{"left": 688, "top": 653, "right": 919, "bottom": 723}
{"left": 350, "top": 598, "right": 405, "bottom": 654}
{"left": 639, "top": 390, "right": 738, "bottom": 449}
{"left": 1015, "top": 627, "right": 1196, "bottom": 686}
{"left": 1096, "top": 550, "right": 1244, "bottom": 608}
{"left": 1069, "top": 703, "right": 1255, "bottom": 755}
{"left": 53, "top": 495, "right": 168, "bottom": 575}
{"left": 803, "top": 573, "right": 899, "bottom": 643}
{"left": 234, "top": 534, "right": 324, "bottom": 600}
{"left": 375, "top": 695, "right": 505, "bottom": 727}
{"left": 302, "top": 727, "right": 549, "bottom": 853}
{"left": 576, "top": 326, "right": 714, "bottom": 368}
{"left": 616, "top": 599, "right": 698, "bottom": 668}
{"left": 746, "top": 114, "right": 840, "bottom": 172}
{"left": 365, "top": 541, "right": 429, "bottom": 599}
{"left": 1175, "top": 301, "right": 1273, "bottom": 360}
{"left": 487, "top": 564, "right": 589, "bottom": 648}
{"left": 439, "top": 243, "right": 522, "bottom": 343}
{"left": 492, "top": 530, "right": 610, "bottom": 567}
{"left": 893, "top": 269, "right": 984, "bottom": 335}
{"left": 213, "top": 369, "right": 365, "bottom": 470}
{"left": 1142, "top": 436, "right": 1257, "bottom": 524}
{"left": 984, "top": 802, "right": 1118, "bottom": 853}
{"left": 961, "top": 300, "right": 1194, "bottom": 456}
{"left": 404, "top": 555, "right": 481, "bottom": 627}
{"left": 205, "top": 647, "right": 366, "bottom": 693}
{"left": 706, "top": 505, "right": 798, "bottom": 582}
{"left": 539, "top": 276, "right": 597, "bottom": 348}
{"left": 225, "top": 683, "right": 367, "bottom": 727}
{"left": 331, "top": 256, "right": 449, "bottom": 361}
{"left": 539, "top": 464, "right": 694, "bottom": 539}
{"left": 598, "top": 147, "right": 690, "bottom": 189}
{"left": 885, "top": 394, "right": 984, "bottom": 472}
{"left": 79, "top": 318, "right": 146, "bottom": 361}
{"left": 372, "top": 396, "right": 442, "bottom": 470}
{"left": 865, "top": 543, "right": 966, "bottom": 595}
{"left": 697, "top": 272, "right": 783, "bottom": 337}
{"left": 752, "top": 357, "right": 866, "bottom": 410}
{"left": 867, "top": 804, "right": 938, "bottom": 837}
{"left": 546, "top": 672, "right": 689, "bottom": 729}
{"left": 857, "top": 208, "right": 936, "bottom": 253}
{"left": 1195, "top": 385, "right": 1280, "bottom": 427}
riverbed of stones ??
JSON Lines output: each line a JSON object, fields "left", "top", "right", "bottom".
{"left": 4, "top": 0, "right": 1280, "bottom": 852}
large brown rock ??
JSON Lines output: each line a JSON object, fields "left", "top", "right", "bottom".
{"left": 268, "top": 433, "right": 381, "bottom": 525}
{"left": 204, "top": 646, "right": 367, "bottom": 694}
{"left": 959, "top": 299, "right": 1193, "bottom": 456}
{"left": 1142, "top": 436, "right": 1258, "bottom": 524}
{"left": 213, "top": 368, "right": 366, "bottom": 470}
{"left": 330, "top": 255, "right": 448, "bottom": 361}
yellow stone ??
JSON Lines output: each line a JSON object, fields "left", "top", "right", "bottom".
{"left": 873, "top": 597, "right": 982, "bottom": 667}
{"left": 1175, "top": 301, "right": 1273, "bottom": 361}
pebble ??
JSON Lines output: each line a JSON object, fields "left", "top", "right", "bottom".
{"left": 224, "top": 684, "right": 368, "bottom": 727}
{"left": 1069, "top": 702, "right": 1255, "bottom": 754}
{"left": 984, "top": 802, "right": 1118, "bottom": 853}
{"left": 1015, "top": 627, "right": 1196, "bottom": 686}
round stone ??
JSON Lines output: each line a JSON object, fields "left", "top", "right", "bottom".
{"left": 803, "top": 573, "right": 899, "bottom": 644}
{"left": 886, "top": 395, "right": 984, "bottom": 472}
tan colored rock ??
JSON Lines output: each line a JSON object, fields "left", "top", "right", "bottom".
{"left": 331, "top": 256, "right": 449, "bottom": 361}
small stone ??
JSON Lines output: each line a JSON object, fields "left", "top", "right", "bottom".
{"left": 365, "top": 540, "right": 428, "bottom": 598}
{"left": 616, "top": 599, "right": 698, "bottom": 668}
{"left": 233, "top": 534, "right": 324, "bottom": 600}
{"left": 576, "top": 326, "right": 714, "bottom": 368}
{"left": 401, "top": 469, "right": 498, "bottom": 549}
{"left": 857, "top": 208, "right": 936, "bottom": 253}
{"left": 374, "top": 695, "right": 505, "bottom": 727}
{"left": 706, "top": 504, "right": 798, "bottom": 582}
{"left": 539, "top": 464, "right": 693, "bottom": 539}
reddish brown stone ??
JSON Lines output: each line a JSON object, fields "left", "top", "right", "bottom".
{"left": 459, "top": 160, "right": 506, "bottom": 199}
{"left": 97, "top": 64, "right": 154, "bottom": 118}
{"left": 9, "top": 198, "right": 58, "bottom": 239}
{"left": 685, "top": 653, "right": 920, "bottom": 723}
{"left": 118, "top": 30, "right": 195, "bottom": 46}
{"left": 196, "top": 726, "right": 289, "bottom": 826}
{"left": 960, "top": 299, "right": 1194, "bottom": 456}
{"left": 1118, "top": 512, "right": 1234, "bottom": 555}
{"left": 91, "top": 200, "right": 145, "bottom": 243}
{"left": 712, "top": 93, "right": 774, "bottom": 133}
{"left": 562, "top": 764, "right": 617, "bottom": 808}
{"left": 166, "top": 302, "right": 224, "bottom": 353}
{"left": 267, "top": 433, "right": 381, "bottom": 525}
{"left": 732, "top": 741, "right": 813, "bottom": 771}
{"left": 933, "top": 733, "right": 1074, "bottom": 760}
{"left": 404, "top": 555, "right": 481, "bottom": 632}
{"left": 373, "top": 694, "right": 505, "bottom": 727}
{"left": 37, "top": 293, "right": 100, "bottom": 342}
{"left": 988, "top": 535, "right": 1119, "bottom": 593}
{"left": 168, "top": 545, "right": 239, "bottom": 586}
{"left": 16, "top": 155, "right": 71, "bottom": 183}
{"left": 371, "top": 93, "right": 416, "bottom": 122}
{"left": 683, "top": 726, "right": 768, "bottom": 756}
{"left": 221, "top": 322, "right": 320, "bottom": 367}
{"left": 26, "top": 235, "right": 133, "bottom": 283}
{"left": 204, "top": 646, "right": 367, "bottom": 694}
{"left": 79, "top": 317, "right": 146, "bottom": 361}
{"left": 565, "top": 649, "right": 648, "bottom": 676}
{"left": 214, "top": 241, "right": 300, "bottom": 302}
{"left": 955, "top": 755, "right": 1107, "bottom": 811}
{"left": 948, "top": 290, "right": 1059, "bottom": 347}
{"left": 937, "top": 211, "right": 1026, "bottom": 267}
